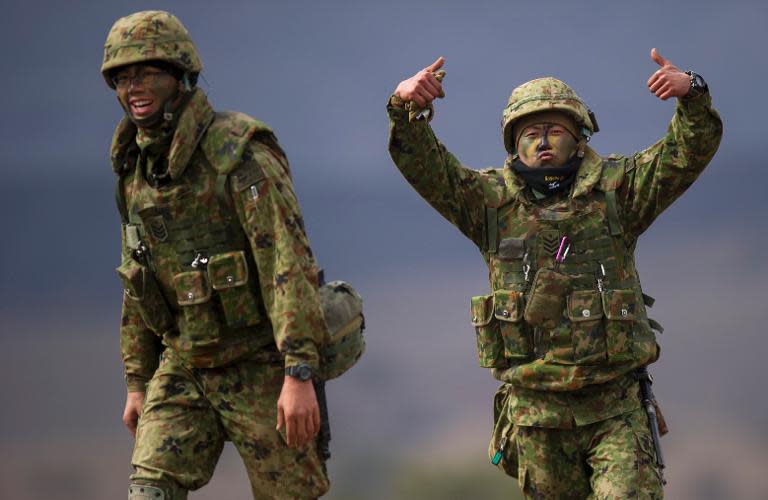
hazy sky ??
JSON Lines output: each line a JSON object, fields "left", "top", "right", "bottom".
{"left": 1, "top": 1, "right": 767, "bottom": 498}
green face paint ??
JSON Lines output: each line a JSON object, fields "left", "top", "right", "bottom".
{"left": 516, "top": 123, "right": 578, "bottom": 168}
{"left": 115, "top": 63, "right": 181, "bottom": 128}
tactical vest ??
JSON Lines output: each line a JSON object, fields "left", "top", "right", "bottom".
{"left": 115, "top": 111, "right": 276, "bottom": 368}
{"left": 471, "top": 157, "right": 660, "bottom": 382}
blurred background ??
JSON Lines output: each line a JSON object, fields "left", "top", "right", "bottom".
{"left": 1, "top": 0, "right": 766, "bottom": 498}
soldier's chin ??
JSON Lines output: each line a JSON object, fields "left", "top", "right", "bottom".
{"left": 129, "top": 109, "right": 164, "bottom": 128}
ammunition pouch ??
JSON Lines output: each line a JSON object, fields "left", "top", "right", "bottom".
{"left": 318, "top": 280, "right": 365, "bottom": 381}
{"left": 207, "top": 251, "right": 262, "bottom": 328}
{"left": 523, "top": 268, "right": 571, "bottom": 329}
{"left": 116, "top": 258, "right": 174, "bottom": 335}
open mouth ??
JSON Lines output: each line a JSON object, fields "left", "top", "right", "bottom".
{"left": 129, "top": 98, "right": 155, "bottom": 117}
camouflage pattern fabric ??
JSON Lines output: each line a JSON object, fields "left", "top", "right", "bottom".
{"left": 387, "top": 81, "right": 721, "bottom": 497}
{"left": 387, "top": 90, "right": 722, "bottom": 426}
{"left": 101, "top": 11, "right": 203, "bottom": 88}
{"left": 115, "top": 88, "right": 327, "bottom": 389}
{"left": 515, "top": 407, "right": 663, "bottom": 499}
{"left": 131, "top": 349, "right": 329, "bottom": 499}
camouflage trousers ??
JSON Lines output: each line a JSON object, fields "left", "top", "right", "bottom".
{"left": 130, "top": 348, "right": 329, "bottom": 499}
{"left": 515, "top": 407, "right": 663, "bottom": 499}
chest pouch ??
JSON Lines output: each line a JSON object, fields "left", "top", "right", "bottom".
{"left": 494, "top": 290, "right": 532, "bottom": 360}
{"left": 601, "top": 289, "right": 639, "bottom": 364}
{"left": 523, "top": 268, "right": 572, "bottom": 330}
{"left": 471, "top": 294, "right": 506, "bottom": 368}
{"left": 566, "top": 290, "right": 606, "bottom": 365}
{"left": 116, "top": 258, "right": 174, "bottom": 335}
{"left": 207, "top": 251, "right": 262, "bottom": 328}
{"left": 172, "top": 269, "right": 222, "bottom": 343}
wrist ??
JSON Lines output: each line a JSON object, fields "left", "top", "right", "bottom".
{"left": 684, "top": 71, "right": 708, "bottom": 99}
{"left": 285, "top": 363, "right": 314, "bottom": 381}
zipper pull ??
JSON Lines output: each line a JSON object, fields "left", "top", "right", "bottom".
{"left": 491, "top": 434, "right": 509, "bottom": 466}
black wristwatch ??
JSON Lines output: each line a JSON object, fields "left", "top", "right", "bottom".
{"left": 285, "top": 364, "right": 313, "bottom": 381}
{"left": 684, "top": 71, "right": 708, "bottom": 98}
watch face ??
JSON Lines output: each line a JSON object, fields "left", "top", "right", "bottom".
{"left": 298, "top": 365, "right": 312, "bottom": 380}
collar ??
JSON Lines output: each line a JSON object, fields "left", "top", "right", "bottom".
{"left": 110, "top": 88, "right": 216, "bottom": 179}
{"left": 501, "top": 146, "right": 603, "bottom": 203}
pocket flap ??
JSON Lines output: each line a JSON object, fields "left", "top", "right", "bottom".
{"left": 602, "top": 289, "right": 637, "bottom": 320}
{"left": 494, "top": 290, "right": 523, "bottom": 322}
{"left": 116, "top": 259, "right": 145, "bottom": 300}
{"left": 568, "top": 290, "right": 604, "bottom": 322}
{"left": 173, "top": 270, "right": 212, "bottom": 306}
{"left": 470, "top": 294, "right": 494, "bottom": 327}
{"left": 208, "top": 251, "right": 249, "bottom": 290}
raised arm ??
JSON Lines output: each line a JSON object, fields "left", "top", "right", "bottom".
{"left": 387, "top": 58, "right": 488, "bottom": 247}
{"left": 620, "top": 48, "right": 723, "bottom": 237}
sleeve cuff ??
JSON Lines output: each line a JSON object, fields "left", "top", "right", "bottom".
{"left": 126, "top": 375, "right": 150, "bottom": 393}
{"left": 284, "top": 350, "right": 320, "bottom": 372}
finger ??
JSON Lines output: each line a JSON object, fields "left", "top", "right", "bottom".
{"left": 415, "top": 87, "right": 435, "bottom": 104}
{"left": 659, "top": 87, "right": 675, "bottom": 100}
{"left": 423, "top": 72, "right": 444, "bottom": 97}
{"left": 650, "top": 48, "right": 670, "bottom": 67}
{"left": 295, "top": 415, "right": 308, "bottom": 448}
{"left": 647, "top": 70, "right": 662, "bottom": 88}
{"left": 424, "top": 56, "right": 445, "bottom": 73}
{"left": 655, "top": 83, "right": 672, "bottom": 99}
{"left": 411, "top": 92, "right": 427, "bottom": 108}
{"left": 649, "top": 76, "right": 667, "bottom": 93}
{"left": 286, "top": 415, "right": 296, "bottom": 447}
{"left": 312, "top": 407, "right": 321, "bottom": 437}
{"left": 276, "top": 405, "right": 285, "bottom": 432}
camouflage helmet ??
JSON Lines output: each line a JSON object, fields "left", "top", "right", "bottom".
{"left": 501, "top": 77, "right": 598, "bottom": 155}
{"left": 101, "top": 11, "right": 203, "bottom": 89}
{"left": 318, "top": 281, "right": 365, "bottom": 381}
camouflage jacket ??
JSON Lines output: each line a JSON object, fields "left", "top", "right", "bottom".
{"left": 113, "top": 89, "right": 326, "bottom": 391}
{"left": 387, "top": 93, "right": 722, "bottom": 427}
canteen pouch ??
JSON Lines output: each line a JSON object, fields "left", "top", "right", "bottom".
{"left": 523, "top": 268, "right": 571, "bottom": 329}
{"left": 602, "top": 289, "right": 637, "bottom": 364}
{"left": 116, "top": 258, "right": 174, "bottom": 334}
{"left": 488, "top": 383, "right": 518, "bottom": 478}
{"left": 173, "top": 269, "right": 218, "bottom": 341}
{"left": 207, "top": 251, "right": 262, "bottom": 328}
{"left": 566, "top": 290, "right": 606, "bottom": 364}
{"left": 471, "top": 294, "right": 506, "bottom": 368}
{"left": 494, "top": 290, "right": 531, "bottom": 360}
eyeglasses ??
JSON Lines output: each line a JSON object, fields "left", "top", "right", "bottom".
{"left": 112, "top": 69, "right": 168, "bottom": 90}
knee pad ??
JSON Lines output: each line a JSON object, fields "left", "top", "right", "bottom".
{"left": 128, "top": 484, "right": 165, "bottom": 499}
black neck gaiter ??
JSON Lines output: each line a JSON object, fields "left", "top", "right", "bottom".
{"left": 512, "top": 156, "right": 582, "bottom": 196}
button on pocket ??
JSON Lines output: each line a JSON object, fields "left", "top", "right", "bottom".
{"left": 602, "top": 289, "right": 638, "bottom": 364}
{"left": 567, "top": 290, "right": 606, "bottom": 365}
{"left": 207, "top": 251, "right": 262, "bottom": 328}
{"left": 494, "top": 290, "right": 532, "bottom": 360}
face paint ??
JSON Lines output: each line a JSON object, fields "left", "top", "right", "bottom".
{"left": 115, "top": 64, "right": 182, "bottom": 129}
{"left": 516, "top": 123, "right": 578, "bottom": 168}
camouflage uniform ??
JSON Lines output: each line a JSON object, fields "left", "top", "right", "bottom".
{"left": 104, "top": 11, "right": 329, "bottom": 499}
{"left": 387, "top": 77, "right": 722, "bottom": 498}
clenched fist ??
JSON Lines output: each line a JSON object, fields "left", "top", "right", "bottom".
{"left": 394, "top": 57, "right": 446, "bottom": 108}
{"left": 647, "top": 48, "right": 691, "bottom": 101}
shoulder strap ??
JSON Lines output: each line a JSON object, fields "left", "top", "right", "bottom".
{"left": 115, "top": 175, "right": 128, "bottom": 224}
{"left": 596, "top": 157, "right": 632, "bottom": 236}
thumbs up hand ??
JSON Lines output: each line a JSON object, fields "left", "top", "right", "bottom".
{"left": 647, "top": 48, "right": 692, "bottom": 101}
{"left": 394, "top": 57, "right": 446, "bottom": 108}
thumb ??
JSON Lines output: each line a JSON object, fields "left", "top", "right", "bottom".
{"left": 650, "top": 48, "right": 670, "bottom": 67}
{"left": 425, "top": 56, "right": 445, "bottom": 73}
{"left": 276, "top": 404, "right": 285, "bottom": 431}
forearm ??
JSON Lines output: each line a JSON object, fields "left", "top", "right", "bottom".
{"left": 623, "top": 92, "right": 723, "bottom": 235}
{"left": 120, "top": 297, "right": 162, "bottom": 392}
{"left": 387, "top": 96, "right": 485, "bottom": 244}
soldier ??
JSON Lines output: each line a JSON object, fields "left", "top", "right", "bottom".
{"left": 103, "top": 11, "right": 330, "bottom": 499}
{"left": 387, "top": 51, "right": 721, "bottom": 498}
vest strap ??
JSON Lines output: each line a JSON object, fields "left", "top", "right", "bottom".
{"left": 486, "top": 206, "right": 498, "bottom": 254}
{"left": 605, "top": 189, "right": 623, "bottom": 236}
{"left": 115, "top": 176, "right": 129, "bottom": 225}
